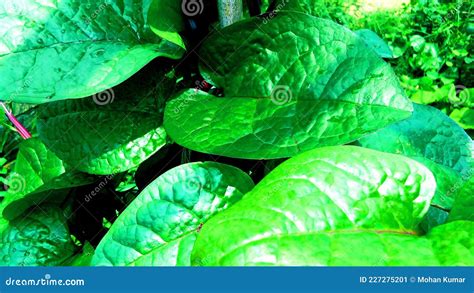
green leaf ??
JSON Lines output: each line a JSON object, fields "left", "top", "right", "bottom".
{"left": 192, "top": 221, "right": 473, "bottom": 266}
{"left": 37, "top": 68, "right": 173, "bottom": 175}
{"left": 450, "top": 108, "right": 474, "bottom": 130}
{"left": 427, "top": 221, "right": 474, "bottom": 266}
{"left": 420, "top": 208, "right": 449, "bottom": 233}
{"left": 355, "top": 104, "right": 473, "bottom": 228}
{"left": 165, "top": 12, "right": 412, "bottom": 159}
{"left": 92, "top": 162, "right": 254, "bottom": 266}
{"left": 2, "top": 138, "right": 92, "bottom": 220}
{"left": 411, "top": 84, "right": 453, "bottom": 105}
{"left": 356, "top": 29, "right": 394, "bottom": 58}
{"left": 0, "top": 0, "right": 184, "bottom": 104}
{"left": 191, "top": 146, "right": 452, "bottom": 266}
{"left": 149, "top": 0, "right": 185, "bottom": 49}
{"left": 413, "top": 158, "right": 461, "bottom": 210}
{"left": 356, "top": 104, "right": 473, "bottom": 175}
{"left": 0, "top": 205, "right": 77, "bottom": 266}
{"left": 413, "top": 157, "right": 464, "bottom": 231}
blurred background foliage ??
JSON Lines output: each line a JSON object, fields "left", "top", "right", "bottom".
{"left": 299, "top": 0, "right": 473, "bottom": 135}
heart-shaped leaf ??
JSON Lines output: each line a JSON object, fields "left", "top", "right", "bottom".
{"left": 356, "top": 104, "right": 474, "bottom": 228}
{"left": 92, "top": 162, "right": 254, "bottom": 266}
{"left": 165, "top": 12, "right": 412, "bottom": 159}
{"left": 0, "top": 205, "right": 76, "bottom": 266}
{"left": 191, "top": 146, "right": 444, "bottom": 266}
{"left": 149, "top": 0, "right": 185, "bottom": 49}
{"left": 37, "top": 67, "right": 174, "bottom": 175}
{"left": 2, "top": 138, "right": 93, "bottom": 220}
{"left": 0, "top": 0, "right": 184, "bottom": 103}
{"left": 356, "top": 29, "right": 394, "bottom": 58}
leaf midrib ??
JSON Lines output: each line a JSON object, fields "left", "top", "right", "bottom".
{"left": 216, "top": 228, "right": 420, "bottom": 264}
{"left": 200, "top": 92, "right": 412, "bottom": 112}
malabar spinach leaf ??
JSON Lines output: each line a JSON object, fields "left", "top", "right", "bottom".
{"left": 427, "top": 221, "right": 474, "bottom": 266}
{"left": 191, "top": 146, "right": 439, "bottom": 265}
{"left": 0, "top": 205, "right": 76, "bottom": 266}
{"left": 2, "top": 138, "right": 92, "bottom": 220}
{"left": 37, "top": 68, "right": 173, "bottom": 175}
{"left": 92, "top": 162, "right": 254, "bottom": 266}
{"left": 165, "top": 12, "right": 412, "bottom": 159}
{"left": 412, "top": 157, "right": 466, "bottom": 231}
{"left": 0, "top": 0, "right": 183, "bottom": 104}
{"left": 448, "top": 178, "right": 474, "bottom": 222}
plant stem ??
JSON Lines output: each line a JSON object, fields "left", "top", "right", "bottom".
{"left": 218, "top": 0, "right": 243, "bottom": 28}
{"left": 0, "top": 102, "right": 32, "bottom": 140}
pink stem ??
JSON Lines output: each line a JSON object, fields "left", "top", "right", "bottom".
{"left": 0, "top": 102, "right": 31, "bottom": 139}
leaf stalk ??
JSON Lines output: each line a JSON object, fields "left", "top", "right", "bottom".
{"left": 0, "top": 102, "right": 32, "bottom": 140}
{"left": 218, "top": 0, "right": 243, "bottom": 27}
